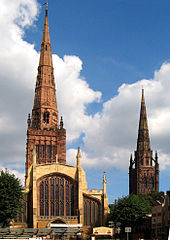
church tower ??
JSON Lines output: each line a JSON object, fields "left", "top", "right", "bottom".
{"left": 129, "top": 89, "right": 159, "bottom": 194}
{"left": 24, "top": 5, "right": 109, "bottom": 229}
{"left": 26, "top": 5, "right": 66, "bottom": 179}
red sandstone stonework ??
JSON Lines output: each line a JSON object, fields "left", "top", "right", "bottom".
{"left": 25, "top": 8, "right": 66, "bottom": 180}
{"left": 129, "top": 89, "right": 159, "bottom": 194}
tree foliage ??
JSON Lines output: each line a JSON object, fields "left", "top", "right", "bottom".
{"left": 0, "top": 170, "right": 24, "bottom": 227}
{"left": 109, "top": 192, "right": 164, "bottom": 230}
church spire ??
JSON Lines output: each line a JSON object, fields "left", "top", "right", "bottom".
{"left": 39, "top": 1, "right": 51, "bottom": 66}
{"left": 137, "top": 89, "right": 150, "bottom": 152}
{"left": 129, "top": 90, "right": 159, "bottom": 195}
{"left": 31, "top": 5, "right": 58, "bottom": 129}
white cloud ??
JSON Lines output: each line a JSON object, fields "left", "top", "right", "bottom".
{"left": 0, "top": 166, "right": 25, "bottom": 186}
{"left": 53, "top": 54, "right": 101, "bottom": 142}
{"left": 80, "top": 64, "right": 170, "bottom": 171}
{"left": 0, "top": 0, "right": 170, "bottom": 178}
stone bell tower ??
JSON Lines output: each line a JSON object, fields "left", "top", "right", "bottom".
{"left": 25, "top": 5, "right": 66, "bottom": 180}
{"left": 129, "top": 89, "right": 159, "bottom": 194}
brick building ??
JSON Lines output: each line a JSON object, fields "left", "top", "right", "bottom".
{"left": 152, "top": 191, "right": 170, "bottom": 240}
{"left": 24, "top": 5, "right": 109, "bottom": 229}
{"left": 129, "top": 89, "right": 159, "bottom": 194}
{"left": 152, "top": 198, "right": 165, "bottom": 239}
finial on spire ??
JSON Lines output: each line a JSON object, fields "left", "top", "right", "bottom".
{"left": 103, "top": 171, "right": 107, "bottom": 194}
{"left": 155, "top": 151, "right": 158, "bottom": 163}
{"left": 76, "top": 147, "right": 81, "bottom": 167}
{"left": 46, "top": 1, "right": 48, "bottom": 16}
{"left": 43, "top": 1, "right": 48, "bottom": 16}
{"left": 103, "top": 171, "right": 106, "bottom": 181}
{"left": 142, "top": 88, "right": 145, "bottom": 103}
{"left": 60, "top": 116, "right": 63, "bottom": 129}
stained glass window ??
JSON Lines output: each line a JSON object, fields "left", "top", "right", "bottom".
{"left": 83, "top": 197, "right": 100, "bottom": 226}
{"left": 39, "top": 175, "right": 76, "bottom": 217}
{"left": 66, "top": 202, "right": 70, "bottom": 216}
{"left": 42, "top": 145, "right": 45, "bottom": 159}
{"left": 84, "top": 202, "right": 87, "bottom": 225}
{"left": 48, "top": 145, "right": 51, "bottom": 159}
{"left": 53, "top": 146, "right": 56, "bottom": 160}
{"left": 92, "top": 202, "right": 95, "bottom": 225}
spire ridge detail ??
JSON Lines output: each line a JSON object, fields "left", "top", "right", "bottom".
{"left": 31, "top": 6, "right": 58, "bottom": 130}
{"left": 137, "top": 89, "right": 150, "bottom": 152}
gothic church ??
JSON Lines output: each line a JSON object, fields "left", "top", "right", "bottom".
{"left": 25, "top": 6, "right": 109, "bottom": 228}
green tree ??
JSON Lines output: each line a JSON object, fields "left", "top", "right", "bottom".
{"left": 109, "top": 192, "right": 164, "bottom": 233}
{"left": 0, "top": 170, "right": 24, "bottom": 227}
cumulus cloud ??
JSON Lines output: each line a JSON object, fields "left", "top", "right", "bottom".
{"left": 1, "top": 0, "right": 170, "bottom": 187}
{"left": 0, "top": 0, "right": 101, "bottom": 180}
{"left": 53, "top": 55, "right": 101, "bottom": 142}
{"left": 0, "top": 0, "right": 39, "bottom": 177}
{"left": 78, "top": 63, "right": 170, "bottom": 171}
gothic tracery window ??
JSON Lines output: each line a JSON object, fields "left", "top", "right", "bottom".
{"left": 146, "top": 156, "right": 149, "bottom": 165}
{"left": 83, "top": 196, "right": 100, "bottom": 226}
{"left": 39, "top": 175, "right": 76, "bottom": 217}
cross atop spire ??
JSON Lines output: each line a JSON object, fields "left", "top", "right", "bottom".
{"left": 137, "top": 89, "right": 150, "bottom": 152}
{"left": 45, "top": 1, "right": 48, "bottom": 16}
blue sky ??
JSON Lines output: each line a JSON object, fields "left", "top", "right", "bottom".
{"left": 0, "top": 0, "right": 170, "bottom": 203}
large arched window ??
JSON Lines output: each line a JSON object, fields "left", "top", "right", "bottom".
{"left": 83, "top": 195, "right": 100, "bottom": 226}
{"left": 39, "top": 175, "right": 76, "bottom": 217}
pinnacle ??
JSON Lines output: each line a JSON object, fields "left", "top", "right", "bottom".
{"left": 137, "top": 89, "right": 150, "bottom": 152}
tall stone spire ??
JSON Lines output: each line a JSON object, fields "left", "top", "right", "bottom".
{"left": 32, "top": 4, "right": 58, "bottom": 130}
{"left": 129, "top": 89, "right": 159, "bottom": 195}
{"left": 137, "top": 89, "right": 150, "bottom": 152}
{"left": 26, "top": 6, "right": 66, "bottom": 175}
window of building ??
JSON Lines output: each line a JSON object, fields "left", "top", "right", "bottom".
{"left": 168, "top": 212, "right": 170, "bottom": 220}
{"left": 36, "top": 145, "right": 39, "bottom": 160}
{"left": 39, "top": 175, "right": 76, "bottom": 217}
{"left": 92, "top": 202, "right": 95, "bottom": 225}
{"left": 71, "top": 185, "right": 74, "bottom": 216}
{"left": 50, "top": 179, "right": 54, "bottom": 200}
{"left": 48, "top": 145, "right": 51, "bottom": 159}
{"left": 84, "top": 202, "right": 87, "bottom": 225}
{"left": 66, "top": 202, "right": 70, "bottom": 216}
{"left": 53, "top": 146, "right": 56, "bottom": 160}
{"left": 60, "top": 202, "right": 64, "bottom": 216}
{"left": 168, "top": 196, "right": 170, "bottom": 205}
{"left": 60, "top": 185, "right": 64, "bottom": 201}
{"left": 43, "top": 111, "right": 49, "bottom": 124}
{"left": 42, "top": 145, "right": 45, "bottom": 159}
{"left": 55, "top": 203, "right": 59, "bottom": 216}
{"left": 51, "top": 202, "right": 54, "bottom": 216}
{"left": 83, "top": 197, "right": 100, "bottom": 226}
{"left": 45, "top": 202, "right": 49, "bottom": 216}
{"left": 146, "top": 156, "right": 149, "bottom": 165}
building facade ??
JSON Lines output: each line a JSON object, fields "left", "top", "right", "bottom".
{"left": 129, "top": 89, "right": 159, "bottom": 194}
{"left": 25, "top": 6, "right": 109, "bottom": 229}
{"left": 152, "top": 191, "right": 170, "bottom": 240}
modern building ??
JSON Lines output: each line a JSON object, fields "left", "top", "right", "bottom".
{"left": 24, "top": 5, "right": 109, "bottom": 229}
{"left": 129, "top": 89, "right": 159, "bottom": 194}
